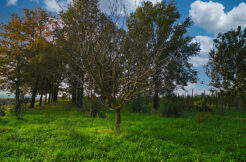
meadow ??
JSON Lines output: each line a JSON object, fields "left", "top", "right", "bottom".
{"left": 0, "top": 102, "right": 246, "bottom": 161}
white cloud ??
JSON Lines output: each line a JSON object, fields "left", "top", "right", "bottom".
{"left": 7, "top": 0, "right": 17, "bottom": 6}
{"left": 7, "top": 0, "right": 39, "bottom": 6}
{"left": 190, "top": 56, "right": 209, "bottom": 67}
{"left": 190, "top": 36, "right": 213, "bottom": 67}
{"left": 189, "top": 1, "right": 246, "bottom": 34}
{"left": 98, "top": 0, "right": 161, "bottom": 15}
{"left": 44, "top": 0, "right": 162, "bottom": 14}
{"left": 30, "top": 0, "right": 39, "bottom": 3}
{"left": 176, "top": 82, "right": 210, "bottom": 95}
{"left": 44, "top": 0, "right": 62, "bottom": 13}
{"left": 44, "top": 0, "right": 73, "bottom": 13}
{"left": 193, "top": 36, "right": 213, "bottom": 56}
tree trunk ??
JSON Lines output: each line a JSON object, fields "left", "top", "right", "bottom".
{"left": 72, "top": 87, "right": 76, "bottom": 103}
{"left": 45, "top": 79, "right": 48, "bottom": 105}
{"left": 15, "top": 65, "right": 21, "bottom": 118}
{"left": 45, "top": 93, "right": 47, "bottom": 105}
{"left": 78, "top": 88, "right": 83, "bottom": 108}
{"left": 39, "top": 79, "right": 45, "bottom": 107}
{"left": 48, "top": 89, "right": 51, "bottom": 104}
{"left": 78, "top": 77, "right": 84, "bottom": 108}
{"left": 30, "top": 76, "right": 39, "bottom": 108}
{"left": 50, "top": 82, "right": 53, "bottom": 104}
{"left": 15, "top": 81, "right": 21, "bottom": 117}
{"left": 153, "top": 75, "right": 159, "bottom": 110}
{"left": 39, "top": 93, "right": 43, "bottom": 107}
{"left": 53, "top": 85, "right": 58, "bottom": 103}
{"left": 76, "top": 87, "right": 79, "bottom": 106}
{"left": 153, "top": 89, "right": 159, "bottom": 110}
{"left": 115, "top": 108, "right": 121, "bottom": 130}
{"left": 191, "top": 88, "right": 194, "bottom": 106}
{"left": 90, "top": 86, "right": 93, "bottom": 99}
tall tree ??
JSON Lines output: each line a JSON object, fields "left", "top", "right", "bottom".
{"left": 57, "top": 0, "right": 101, "bottom": 108}
{"left": 56, "top": 0, "right": 200, "bottom": 130}
{"left": 0, "top": 15, "right": 29, "bottom": 117}
{"left": 23, "top": 8, "right": 52, "bottom": 108}
{"left": 206, "top": 26, "right": 246, "bottom": 106}
{"left": 58, "top": 0, "right": 162, "bottom": 130}
{"left": 22, "top": 8, "right": 64, "bottom": 107}
{"left": 127, "top": 1, "right": 199, "bottom": 110}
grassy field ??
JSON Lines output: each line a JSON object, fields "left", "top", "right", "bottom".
{"left": 0, "top": 102, "right": 246, "bottom": 161}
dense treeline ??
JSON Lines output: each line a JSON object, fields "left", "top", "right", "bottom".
{"left": 0, "top": 0, "right": 246, "bottom": 130}
{"left": 0, "top": 8, "right": 65, "bottom": 118}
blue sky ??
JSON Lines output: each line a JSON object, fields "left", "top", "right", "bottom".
{"left": 1, "top": 0, "right": 246, "bottom": 95}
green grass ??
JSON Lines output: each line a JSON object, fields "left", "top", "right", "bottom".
{"left": 0, "top": 102, "right": 246, "bottom": 161}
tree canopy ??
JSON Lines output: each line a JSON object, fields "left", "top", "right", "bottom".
{"left": 206, "top": 26, "right": 246, "bottom": 104}
{"left": 0, "top": 0, "right": 200, "bottom": 129}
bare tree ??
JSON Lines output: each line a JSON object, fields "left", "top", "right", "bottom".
{"left": 55, "top": 0, "right": 198, "bottom": 130}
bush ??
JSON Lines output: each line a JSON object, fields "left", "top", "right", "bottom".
{"left": 0, "top": 98, "right": 26, "bottom": 119}
{"left": 62, "top": 93, "right": 67, "bottom": 101}
{"left": 193, "top": 98, "right": 213, "bottom": 122}
{"left": 160, "top": 97, "right": 180, "bottom": 117}
{"left": 194, "top": 98, "right": 213, "bottom": 112}
{"left": 0, "top": 104, "right": 14, "bottom": 116}
{"left": 0, "top": 105, "right": 5, "bottom": 116}
{"left": 208, "top": 104, "right": 216, "bottom": 111}
{"left": 83, "top": 99, "right": 106, "bottom": 118}
{"left": 127, "top": 96, "right": 150, "bottom": 113}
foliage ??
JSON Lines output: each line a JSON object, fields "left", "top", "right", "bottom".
{"left": 62, "top": 93, "right": 68, "bottom": 101}
{"left": 160, "top": 97, "right": 181, "bottom": 117}
{"left": 55, "top": 0, "right": 200, "bottom": 130}
{"left": 0, "top": 105, "right": 5, "bottom": 116}
{"left": 57, "top": 0, "right": 161, "bottom": 130}
{"left": 194, "top": 98, "right": 207, "bottom": 112}
{"left": 1, "top": 0, "right": 245, "bottom": 136}
{"left": 193, "top": 98, "right": 213, "bottom": 122}
{"left": 194, "top": 98, "right": 213, "bottom": 112}
{"left": 127, "top": 96, "right": 150, "bottom": 113}
{"left": 0, "top": 105, "right": 11, "bottom": 116}
{"left": 206, "top": 26, "right": 246, "bottom": 105}
{"left": 0, "top": 14, "right": 29, "bottom": 116}
{"left": 0, "top": 7, "right": 64, "bottom": 115}
{"left": 83, "top": 99, "right": 106, "bottom": 118}
{"left": 128, "top": 1, "right": 200, "bottom": 110}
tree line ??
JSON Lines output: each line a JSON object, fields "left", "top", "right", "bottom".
{"left": 0, "top": 0, "right": 245, "bottom": 129}
{"left": 0, "top": 8, "right": 65, "bottom": 118}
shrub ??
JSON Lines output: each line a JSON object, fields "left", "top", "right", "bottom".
{"left": 0, "top": 98, "right": 26, "bottom": 118}
{"left": 62, "top": 93, "right": 67, "bottom": 101}
{"left": 208, "top": 104, "right": 216, "bottom": 111}
{"left": 83, "top": 99, "right": 105, "bottom": 118}
{"left": 0, "top": 105, "right": 5, "bottom": 116}
{"left": 194, "top": 98, "right": 213, "bottom": 112}
{"left": 193, "top": 98, "right": 213, "bottom": 122}
{"left": 160, "top": 97, "right": 180, "bottom": 117}
{"left": 0, "top": 104, "right": 14, "bottom": 116}
{"left": 127, "top": 96, "right": 149, "bottom": 113}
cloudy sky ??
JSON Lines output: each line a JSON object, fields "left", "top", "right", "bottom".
{"left": 0, "top": 0, "right": 246, "bottom": 95}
